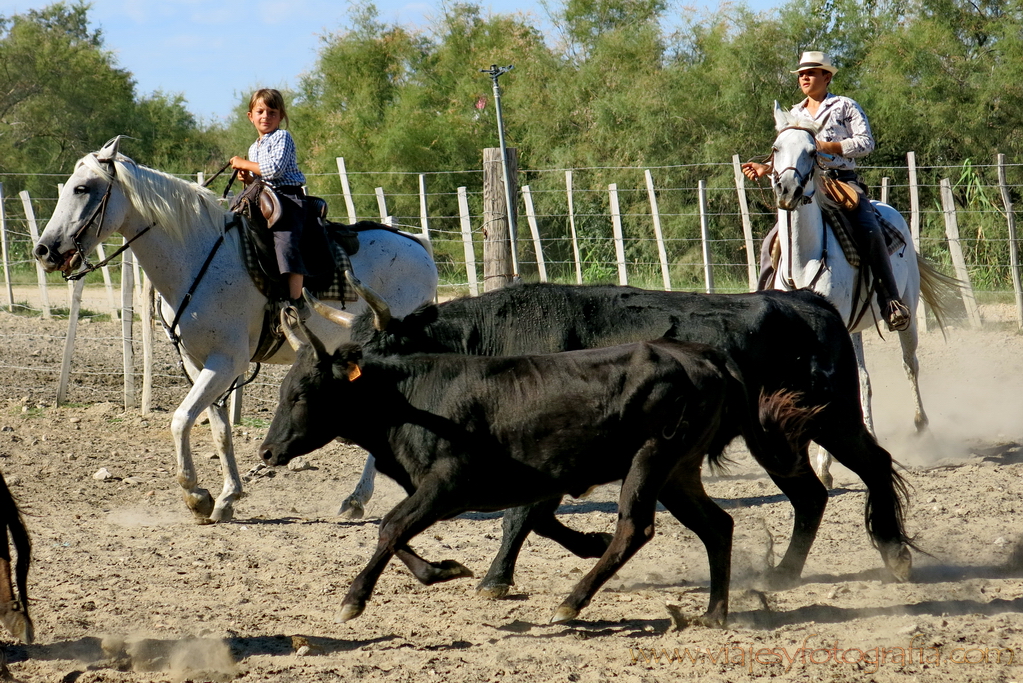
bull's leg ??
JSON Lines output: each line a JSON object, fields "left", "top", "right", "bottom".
{"left": 477, "top": 499, "right": 614, "bottom": 599}
{"left": 339, "top": 476, "right": 452, "bottom": 622}
{"left": 551, "top": 440, "right": 664, "bottom": 624}
{"left": 760, "top": 453, "right": 828, "bottom": 589}
{"left": 814, "top": 420, "right": 913, "bottom": 582}
{"left": 395, "top": 544, "right": 474, "bottom": 585}
{"left": 172, "top": 355, "right": 247, "bottom": 523}
{"left": 338, "top": 454, "right": 376, "bottom": 519}
{"left": 656, "top": 469, "right": 733, "bottom": 627}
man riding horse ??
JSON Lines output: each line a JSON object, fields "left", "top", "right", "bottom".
{"left": 742, "top": 51, "right": 911, "bottom": 332}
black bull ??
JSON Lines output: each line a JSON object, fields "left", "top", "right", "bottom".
{"left": 262, "top": 330, "right": 816, "bottom": 624}
{"left": 276, "top": 284, "right": 913, "bottom": 594}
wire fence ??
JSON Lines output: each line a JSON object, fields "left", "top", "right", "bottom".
{"left": 1, "top": 153, "right": 1021, "bottom": 411}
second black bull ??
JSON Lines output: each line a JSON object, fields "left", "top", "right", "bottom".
{"left": 276, "top": 283, "right": 914, "bottom": 595}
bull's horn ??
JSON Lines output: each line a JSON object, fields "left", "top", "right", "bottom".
{"left": 345, "top": 270, "right": 392, "bottom": 331}
{"left": 303, "top": 288, "right": 356, "bottom": 328}
{"left": 280, "top": 306, "right": 306, "bottom": 351}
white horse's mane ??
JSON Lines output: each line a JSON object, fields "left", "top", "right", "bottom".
{"left": 773, "top": 102, "right": 823, "bottom": 135}
{"left": 78, "top": 153, "right": 225, "bottom": 243}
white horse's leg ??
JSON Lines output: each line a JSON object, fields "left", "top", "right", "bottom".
{"left": 172, "top": 356, "right": 245, "bottom": 523}
{"left": 339, "top": 454, "right": 376, "bottom": 519}
{"left": 205, "top": 398, "right": 243, "bottom": 523}
{"left": 898, "top": 318, "right": 929, "bottom": 432}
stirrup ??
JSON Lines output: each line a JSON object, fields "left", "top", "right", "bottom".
{"left": 883, "top": 299, "right": 911, "bottom": 332}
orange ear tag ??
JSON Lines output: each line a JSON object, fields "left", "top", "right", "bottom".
{"left": 347, "top": 363, "right": 362, "bottom": 381}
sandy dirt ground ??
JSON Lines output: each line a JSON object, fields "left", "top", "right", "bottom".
{"left": 0, "top": 296, "right": 1021, "bottom": 682}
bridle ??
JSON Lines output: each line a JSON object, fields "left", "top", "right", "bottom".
{"left": 63, "top": 155, "right": 153, "bottom": 282}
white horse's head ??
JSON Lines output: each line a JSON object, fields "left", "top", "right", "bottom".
{"left": 34, "top": 137, "right": 223, "bottom": 275}
{"left": 770, "top": 101, "right": 822, "bottom": 211}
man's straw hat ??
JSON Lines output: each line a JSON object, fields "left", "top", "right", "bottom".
{"left": 791, "top": 51, "right": 837, "bottom": 75}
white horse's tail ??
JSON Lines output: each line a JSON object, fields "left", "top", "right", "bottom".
{"left": 917, "top": 254, "right": 963, "bottom": 333}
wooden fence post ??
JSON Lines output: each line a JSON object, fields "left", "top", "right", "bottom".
{"left": 56, "top": 278, "right": 86, "bottom": 406}
{"left": 19, "top": 190, "right": 51, "bottom": 319}
{"left": 335, "top": 157, "right": 358, "bottom": 224}
{"left": 121, "top": 246, "right": 137, "bottom": 409}
{"left": 565, "top": 171, "right": 582, "bottom": 284}
{"left": 939, "top": 178, "right": 982, "bottom": 328}
{"left": 907, "top": 152, "right": 927, "bottom": 331}
{"left": 644, "top": 170, "right": 671, "bottom": 291}
{"left": 418, "top": 174, "right": 432, "bottom": 243}
{"left": 996, "top": 154, "right": 1023, "bottom": 330}
{"left": 732, "top": 155, "right": 757, "bottom": 291}
{"left": 0, "top": 183, "right": 13, "bottom": 311}
{"left": 699, "top": 180, "right": 714, "bottom": 294}
{"left": 521, "top": 185, "right": 547, "bottom": 282}
{"left": 880, "top": 177, "right": 890, "bottom": 206}
{"left": 608, "top": 183, "right": 627, "bottom": 285}
{"left": 375, "top": 187, "right": 388, "bottom": 223}
{"left": 141, "top": 277, "right": 155, "bottom": 415}
{"left": 482, "top": 147, "right": 517, "bottom": 289}
{"left": 457, "top": 187, "right": 479, "bottom": 296}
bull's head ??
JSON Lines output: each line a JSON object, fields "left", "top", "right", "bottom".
{"left": 258, "top": 308, "right": 364, "bottom": 466}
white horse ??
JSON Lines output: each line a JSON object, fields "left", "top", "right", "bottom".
{"left": 34, "top": 138, "right": 438, "bottom": 523}
{"left": 766, "top": 102, "right": 954, "bottom": 487}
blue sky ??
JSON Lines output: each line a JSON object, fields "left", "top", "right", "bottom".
{"left": 1, "top": 0, "right": 777, "bottom": 123}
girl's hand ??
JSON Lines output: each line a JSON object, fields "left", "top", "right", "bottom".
{"left": 741, "top": 162, "right": 770, "bottom": 181}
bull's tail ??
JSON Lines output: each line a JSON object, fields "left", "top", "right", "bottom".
{"left": 0, "top": 471, "right": 32, "bottom": 643}
{"left": 732, "top": 388, "right": 823, "bottom": 477}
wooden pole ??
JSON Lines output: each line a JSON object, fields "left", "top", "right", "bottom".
{"left": 94, "top": 241, "right": 119, "bottom": 318}
{"left": 0, "top": 183, "right": 13, "bottom": 311}
{"left": 644, "top": 170, "right": 671, "bottom": 291}
{"left": 996, "top": 154, "right": 1023, "bottom": 330}
{"left": 56, "top": 278, "right": 86, "bottom": 406}
{"left": 457, "top": 187, "right": 479, "bottom": 296}
{"left": 375, "top": 187, "right": 388, "bottom": 223}
{"left": 732, "top": 155, "right": 758, "bottom": 291}
{"left": 521, "top": 186, "right": 547, "bottom": 282}
{"left": 880, "top": 177, "right": 890, "bottom": 206}
{"left": 418, "top": 174, "right": 431, "bottom": 243}
{"left": 335, "top": 157, "right": 358, "bottom": 224}
{"left": 608, "top": 183, "right": 627, "bottom": 285}
{"left": 699, "top": 180, "right": 714, "bottom": 294}
{"left": 482, "top": 147, "right": 517, "bottom": 289}
{"left": 907, "top": 152, "right": 927, "bottom": 331}
{"left": 939, "top": 178, "right": 982, "bottom": 329}
{"left": 19, "top": 190, "right": 50, "bottom": 319}
{"left": 121, "top": 246, "right": 137, "bottom": 409}
{"left": 565, "top": 171, "right": 582, "bottom": 284}
{"left": 141, "top": 276, "right": 154, "bottom": 415}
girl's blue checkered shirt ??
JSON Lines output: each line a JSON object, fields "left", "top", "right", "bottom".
{"left": 248, "top": 128, "right": 306, "bottom": 188}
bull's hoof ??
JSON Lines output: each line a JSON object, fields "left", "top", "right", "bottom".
{"left": 690, "top": 611, "right": 728, "bottom": 629}
{"left": 476, "top": 582, "right": 511, "bottom": 600}
{"left": 0, "top": 607, "right": 33, "bottom": 643}
{"left": 550, "top": 604, "right": 580, "bottom": 624}
{"left": 336, "top": 603, "right": 365, "bottom": 623}
{"left": 882, "top": 543, "right": 912, "bottom": 583}
{"left": 419, "top": 560, "right": 474, "bottom": 585}
{"left": 762, "top": 566, "right": 801, "bottom": 591}
{"left": 338, "top": 497, "right": 365, "bottom": 519}
{"left": 184, "top": 488, "right": 215, "bottom": 521}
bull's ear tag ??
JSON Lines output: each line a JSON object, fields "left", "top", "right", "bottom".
{"left": 346, "top": 363, "right": 362, "bottom": 381}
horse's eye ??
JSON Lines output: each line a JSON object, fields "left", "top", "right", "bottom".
{"left": 73, "top": 186, "right": 88, "bottom": 195}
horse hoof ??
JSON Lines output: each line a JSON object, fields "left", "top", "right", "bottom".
{"left": 336, "top": 603, "right": 365, "bottom": 623}
{"left": 184, "top": 489, "right": 215, "bottom": 520}
{"left": 209, "top": 504, "right": 234, "bottom": 524}
{"left": 550, "top": 604, "right": 579, "bottom": 624}
{"left": 476, "top": 583, "right": 510, "bottom": 600}
{"left": 338, "top": 498, "right": 365, "bottom": 519}
{"left": 882, "top": 543, "right": 912, "bottom": 583}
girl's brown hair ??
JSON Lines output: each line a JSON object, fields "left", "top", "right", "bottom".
{"left": 249, "top": 88, "right": 290, "bottom": 128}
